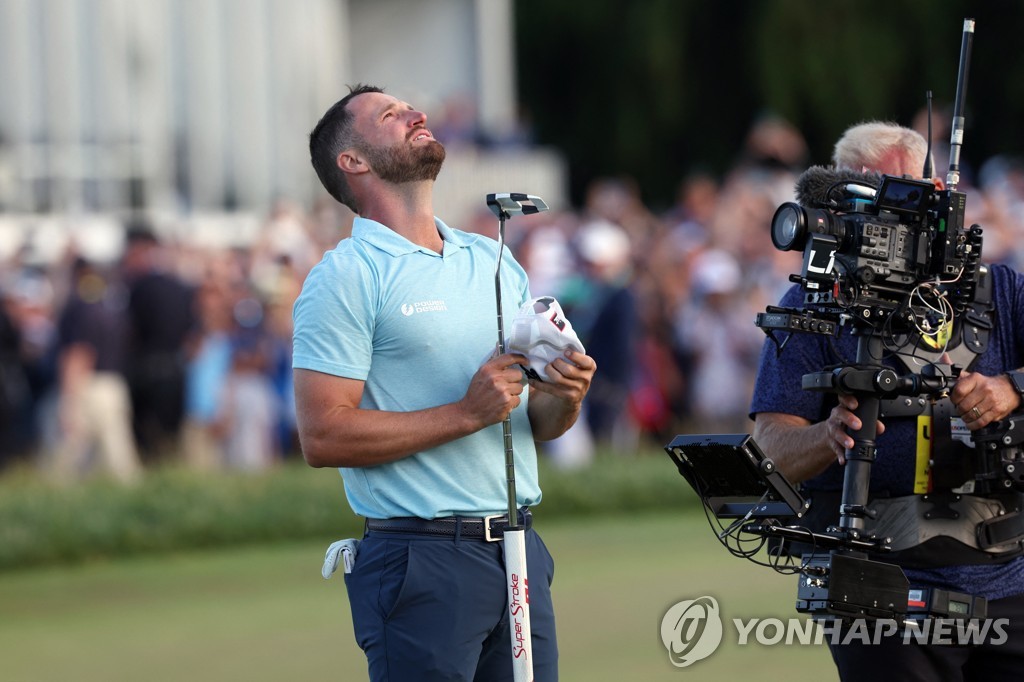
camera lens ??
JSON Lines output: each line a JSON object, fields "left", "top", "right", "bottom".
{"left": 771, "top": 203, "right": 806, "bottom": 251}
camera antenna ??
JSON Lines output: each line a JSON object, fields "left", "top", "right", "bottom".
{"left": 922, "top": 91, "right": 933, "bottom": 180}
{"left": 946, "top": 18, "right": 975, "bottom": 192}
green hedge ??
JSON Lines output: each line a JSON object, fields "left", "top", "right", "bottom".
{"left": 0, "top": 449, "right": 699, "bottom": 572}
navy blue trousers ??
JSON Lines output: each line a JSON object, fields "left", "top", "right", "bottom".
{"left": 344, "top": 526, "right": 558, "bottom": 681}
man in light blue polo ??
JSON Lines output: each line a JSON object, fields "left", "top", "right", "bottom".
{"left": 294, "top": 84, "right": 596, "bottom": 682}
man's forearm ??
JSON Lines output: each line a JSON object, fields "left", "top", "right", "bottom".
{"left": 295, "top": 357, "right": 529, "bottom": 469}
{"left": 298, "top": 401, "right": 481, "bottom": 468}
{"left": 527, "top": 389, "right": 581, "bottom": 442}
{"left": 752, "top": 413, "right": 838, "bottom": 484}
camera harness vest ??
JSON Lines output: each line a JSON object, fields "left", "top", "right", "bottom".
{"left": 814, "top": 266, "right": 1024, "bottom": 567}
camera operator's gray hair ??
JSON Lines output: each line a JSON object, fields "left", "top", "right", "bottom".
{"left": 832, "top": 121, "right": 932, "bottom": 178}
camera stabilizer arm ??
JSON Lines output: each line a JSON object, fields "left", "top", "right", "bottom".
{"left": 801, "top": 331, "right": 957, "bottom": 540}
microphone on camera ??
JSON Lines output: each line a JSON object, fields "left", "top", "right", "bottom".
{"left": 794, "top": 165, "right": 882, "bottom": 208}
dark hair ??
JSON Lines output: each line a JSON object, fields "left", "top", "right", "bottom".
{"left": 308, "top": 84, "right": 384, "bottom": 213}
{"left": 124, "top": 214, "right": 159, "bottom": 245}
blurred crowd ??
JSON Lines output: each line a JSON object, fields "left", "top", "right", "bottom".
{"left": 3, "top": 110, "right": 1024, "bottom": 480}
{"left": 0, "top": 200, "right": 337, "bottom": 482}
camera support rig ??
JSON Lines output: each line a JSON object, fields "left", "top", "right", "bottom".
{"left": 780, "top": 329, "right": 972, "bottom": 622}
{"left": 802, "top": 331, "right": 954, "bottom": 541}
{"left": 667, "top": 17, "right": 1001, "bottom": 628}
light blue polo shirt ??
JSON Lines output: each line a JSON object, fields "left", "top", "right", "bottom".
{"left": 292, "top": 216, "right": 542, "bottom": 519}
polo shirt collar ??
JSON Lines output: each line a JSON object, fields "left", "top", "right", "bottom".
{"left": 352, "top": 216, "right": 476, "bottom": 257}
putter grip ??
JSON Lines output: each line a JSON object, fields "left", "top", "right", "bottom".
{"left": 504, "top": 528, "right": 534, "bottom": 680}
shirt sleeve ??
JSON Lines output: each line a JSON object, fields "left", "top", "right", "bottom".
{"left": 749, "top": 285, "right": 836, "bottom": 421}
{"left": 991, "top": 263, "right": 1024, "bottom": 370}
{"left": 292, "top": 252, "right": 375, "bottom": 380}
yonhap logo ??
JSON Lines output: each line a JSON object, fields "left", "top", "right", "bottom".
{"left": 660, "top": 596, "right": 723, "bottom": 668}
{"left": 657, "top": 593, "right": 1010, "bottom": 670}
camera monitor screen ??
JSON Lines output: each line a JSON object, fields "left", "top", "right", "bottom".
{"left": 665, "top": 433, "right": 807, "bottom": 518}
{"left": 875, "top": 176, "right": 933, "bottom": 217}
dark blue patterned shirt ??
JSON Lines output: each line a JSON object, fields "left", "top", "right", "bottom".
{"left": 750, "top": 263, "right": 1024, "bottom": 600}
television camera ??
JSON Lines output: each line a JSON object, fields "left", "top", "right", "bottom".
{"left": 760, "top": 170, "right": 982, "bottom": 337}
{"left": 665, "top": 19, "right": 1024, "bottom": 630}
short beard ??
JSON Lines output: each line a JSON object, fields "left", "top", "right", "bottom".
{"left": 361, "top": 137, "right": 446, "bottom": 184}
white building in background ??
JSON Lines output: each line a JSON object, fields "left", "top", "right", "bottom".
{"left": 0, "top": 0, "right": 565, "bottom": 257}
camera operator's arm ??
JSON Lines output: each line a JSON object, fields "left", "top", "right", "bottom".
{"left": 951, "top": 369, "right": 1022, "bottom": 429}
{"left": 752, "top": 394, "right": 882, "bottom": 484}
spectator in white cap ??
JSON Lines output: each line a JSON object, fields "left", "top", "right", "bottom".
{"left": 674, "top": 248, "right": 762, "bottom": 433}
{"left": 564, "top": 220, "right": 638, "bottom": 449}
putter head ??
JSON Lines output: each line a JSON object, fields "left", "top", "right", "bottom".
{"left": 486, "top": 193, "right": 549, "bottom": 219}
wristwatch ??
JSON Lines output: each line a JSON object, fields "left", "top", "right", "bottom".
{"left": 1005, "top": 370, "right": 1024, "bottom": 403}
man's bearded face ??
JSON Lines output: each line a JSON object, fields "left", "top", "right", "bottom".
{"left": 358, "top": 133, "right": 446, "bottom": 184}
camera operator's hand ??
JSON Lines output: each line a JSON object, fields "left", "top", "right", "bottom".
{"left": 753, "top": 397, "right": 888, "bottom": 484}
{"left": 951, "top": 369, "right": 1020, "bottom": 429}
{"left": 827, "top": 394, "right": 886, "bottom": 465}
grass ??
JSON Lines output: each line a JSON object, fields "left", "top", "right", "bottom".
{"left": 0, "top": 449, "right": 697, "bottom": 571}
{"left": 0, "top": 510, "right": 836, "bottom": 682}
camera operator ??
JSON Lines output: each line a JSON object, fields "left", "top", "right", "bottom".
{"left": 750, "top": 121, "right": 1024, "bottom": 680}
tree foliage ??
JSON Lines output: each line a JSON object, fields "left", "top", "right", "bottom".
{"left": 515, "top": 0, "right": 1024, "bottom": 208}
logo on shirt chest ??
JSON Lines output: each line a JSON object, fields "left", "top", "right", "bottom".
{"left": 401, "top": 299, "right": 449, "bottom": 316}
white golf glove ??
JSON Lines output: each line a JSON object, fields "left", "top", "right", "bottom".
{"left": 507, "top": 296, "right": 585, "bottom": 382}
{"left": 322, "top": 538, "right": 360, "bottom": 578}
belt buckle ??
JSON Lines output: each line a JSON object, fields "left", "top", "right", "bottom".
{"left": 483, "top": 514, "right": 504, "bottom": 542}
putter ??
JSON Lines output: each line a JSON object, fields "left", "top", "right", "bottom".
{"left": 486, "top": 192, "right": 548, "bottom": 682}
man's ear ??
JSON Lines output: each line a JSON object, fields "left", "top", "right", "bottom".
{"left": 337, "top": 149, "right": 367, "bottom": 175}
